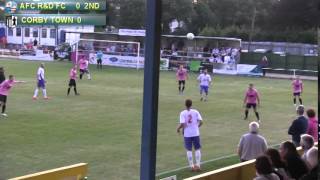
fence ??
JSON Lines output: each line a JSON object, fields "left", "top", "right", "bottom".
{"left": 9, "top": 163, "right": 88, "bottom": 180}
{"left": 240, "top": 52, "right": 318, "bottom": 75}
{"left": 184, "top": 143, "right": 318, "bottom": 180}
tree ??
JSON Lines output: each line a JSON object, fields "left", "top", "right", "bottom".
{"left": 118, "top": 0, "right": 145, "bottom": 29}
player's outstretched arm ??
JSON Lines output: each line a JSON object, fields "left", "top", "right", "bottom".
{"left": 198, "top": 120, "right": 203, "bottom": 127}
{"left": 14, "top": 80, "right": 26, "bottom": 83}
{"left": 177, "top": 123, "right": 184, "bottom": 134}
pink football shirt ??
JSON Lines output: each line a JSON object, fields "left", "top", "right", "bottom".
{"left": 245, "top": 88, "right": 259, "bottom": 104}
{"left": 0, "top": 80, "right": 15, "bottom": 96}
{"left": 176, "top": 69, "right": 187, "bottom": 81}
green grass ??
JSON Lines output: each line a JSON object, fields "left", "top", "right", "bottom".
{"left": 0, "top": 59, "right": 317, "bottom": 180}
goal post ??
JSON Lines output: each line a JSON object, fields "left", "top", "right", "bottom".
{"left": 75, "top": 38, "right": 142, "bottom": 69}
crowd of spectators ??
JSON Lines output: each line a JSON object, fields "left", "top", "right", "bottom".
{"left": 237, "top": 105, "right": 318, "bottom": 180}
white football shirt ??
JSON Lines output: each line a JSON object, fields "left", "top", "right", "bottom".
{"left": 37, "top": 67, "right": 45, "bottom": 80}
{"left": 197, "top": 74, "right": 211, "bottom": 86}
{"left": 179, "top": 109, "right": 203, "bottom": 137}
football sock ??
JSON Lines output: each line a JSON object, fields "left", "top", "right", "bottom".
{"left": 195, "top": 150, "right": 201, "bottom": 167}
{"left": 245, "top": 110, "right": 248, "bottom": 119}
{"left": 67, "top": 88, "right": 70, "bottom": 95}
{"left": 187, "top": 151, "right": 194, "bottom": 168}
{"left": 42, "top": 89, "right": 47, "bottom": 98}
{"left": 182, "top": 86, "right": 185, "bottom": 92}
{"left": 178, "top": 85, "right": 181, "bottom": 92}
{"left": 1, "top": 105, "right": 5, "bottom": 113}
{"left": 74, "top": 87, "right": 78, "bottom": 94}
{"left": 255, "top": 112, "right": 260, "bottom": 120}
{"left": 33, "top": 88, "right": 39, "bottom": 97}
{"left": 293, "top": 98, "right": 296, "bottom": 104}
{"left": 299, "top": 98, "right": 302, "bottom": 104}
{"left": 80, "top": 73, "right": 83, "bottom": 79}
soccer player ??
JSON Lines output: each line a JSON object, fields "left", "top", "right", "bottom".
{"left": 33, "top": 63, "right": 49, "bottom": 100}
{"left": 197, "top": 69, "right": 212, "bottom": 101}
{"left": 67, "top": 65, "right": 80, "bottom": 96}
{"left": 96, "top": 50, "right": 103, "bottom": 69}
{"left": 176, "top": 65, "right": 188, "bottom": 94}
{"left": 292, "top": 76, "right": 303, "bottom": 106}
{"left": 79, "top": 56, "right": 91, "bottom": 80}
{"left": 177, "top": 99, "right": 203, "bottom": 172}
{"left": 0, "top": 75, "right": 25, "bottom": 117}
{"left": 243, "top": 83, "right": 260, "bottom": 122}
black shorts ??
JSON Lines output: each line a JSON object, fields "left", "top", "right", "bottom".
{"left": 97, "top": 59, "right": 102, "bottom": 64}
{"left": 178, "top": 80, "right": 185, "bottom": 86}
{"left": 0, "top": 94, "right": 7, "bottom": 103}
{"left": 80, "top": 69, "right": 89, "bottom": 74}
{"left": 246, "top": 103, "right": 257, "bottom": 109}
{"left": 69, "top": 79, "right": 76, "bottom": 87}
{"left": 293, "top": 92, "right": 301, "bottom": 96}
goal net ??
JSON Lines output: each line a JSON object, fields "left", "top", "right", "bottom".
{"left": 75, "top": 39, "right": 142, "bottom": 69}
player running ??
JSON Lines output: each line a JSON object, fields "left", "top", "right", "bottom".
{"left": 0, "top": 75, "right": 25, "bottom": 117}
{"left": 243, "top": 83, "right": 260, "bottom": 122}
{"left": 177, "top": 99, "right": 203, "bottom": 172}
{"left": 33, "top": 63, "right": 49, "bottom": 100}
{"left": 292, "top": 76, "right": 303, "bottom": 106}
{"left": 176, "top": 65, "right": 188, "bottom": 94}
{"left": 67, "top": 65, "right": 80, "bottom": 96}
{"left": 96, "top": 50, "right": 103, "bottom": 69}
{"left": 79, "top": 56, "right": 91, "bottom": 80}
{"left": 197, "top": 69, "right": 212, "bottom": 101}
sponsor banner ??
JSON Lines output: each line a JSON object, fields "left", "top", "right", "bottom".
{"left": 213, "top": 64, "right": 262, "bottom": 76}
{"left": 160, "top": 58, "right": 169, "bottom": 70}
{"left": 19, "top": 50, "right": 53, "bottom": 61}
{"left": 89, "top": 53, "right": 144, "bottom": 68}
{"left": 118, "top": 29, "right": 146, "bottom": 37}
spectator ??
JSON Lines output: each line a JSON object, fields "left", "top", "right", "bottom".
{"left": 33, "top": 38, "right": 38, "bottom": 49}
{"left": 300, "top": 134, "right": 314, "bottom": 161}
{"left": 306, "top": 109, "right": 318, "bottom": 141}
{"left": 265, "top": 148, "right": 289, "bottom": 180}
{"left": 300, "top": 147, "right": 318, "bottom": 180}
{"left": 238, "top": 122, "right": 268, "bottom": 162}
{"left": 0, "top": 67, "right": 5, "bottom": 84}
{"left": 254, "top": 155, "right": 280, "bottom": 180}
{"left": 279, "top": 141, "right": 308, "bottom": 179}
{"left": 288, "top": 105, "right": 308, "bottom": 147}
{"left": 260, "top": 56, "right": 268, "bottom": 77}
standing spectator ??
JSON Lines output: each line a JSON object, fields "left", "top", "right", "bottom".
{"left": 260, "top": 56, "right": 268, "bottom": 77}
{"left": 0, "top": 67, "right": 5, "bottom": 84}
{"left": 33, "top": 38, "right": 38, "bottom": 49}
{"left": 300, "top": 134, "right": 314, "bottom": 161}
{"left": 300, "top": 147, "right": 318, "bottom": 180}
{"left": 288, "top": 105, "right": 308, "bottom": 146}
{"left": 306, "top": 109, "right": 318, "bottom": 141}
{"left": 177, "top": 99, "right": 203, "bottom": 172}
{"left": 254, "top": 155, "right": 280, "bottom": 180}
{"left": 237, "top": 122, "right": 268, "bottom": 162}
{"left": 265, "top": 148, "right": 289, "bottom": 180}
{"left": 279, "top": 141, "right": 308, "bottom": 180}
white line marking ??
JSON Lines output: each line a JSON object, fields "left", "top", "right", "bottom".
{"left": 156, "top": 143, "right": 281, "bottom": 177}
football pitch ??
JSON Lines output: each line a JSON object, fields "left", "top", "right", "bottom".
{"left": 0, "top": 59, "right": 317, "bottom": 180}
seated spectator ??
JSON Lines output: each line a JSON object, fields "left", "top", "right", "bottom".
{"left": 265, "top": 148, "right": 289, "bottom": 180}
{"left": 300, "top": 147, "right": 318, "bottom": 180}
{"left": 288, "top": 105, "right": 308, "bottom": 147}
{"left": 300, "top": 134, "right": 314, "bottom": 162}
{"left": 254, "top": 155, "right": 280, "bottom": 180}
{"left": 238, "top": 122, "right": 268, "bottom": 162}
{"left": 279, "top": 141, "right": 308, "bottom": 179}
{"left": 306, "top": 108, "right": 318, "bottom": 141}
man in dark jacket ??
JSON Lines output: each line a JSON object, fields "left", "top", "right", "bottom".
{"left": 0, "top": 67, "right": 5, "bottom": 84}
{"left": 288, "top": 105, "right": 308, "bottom": 147}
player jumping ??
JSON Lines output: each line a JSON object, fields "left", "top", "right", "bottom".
{"left": 79, "top": 56, "right": 91, "bottom": 80}
{"left": 67, "top": 65, "right": 80, "bottom": 96}
{"left": 243, "top": 83, "right": 260, "bottom": 122}
{"left": 197, "top": 69, "right": 212, "bottom": 101}
{"left": 176, "top": 65, "right": 188, "bottom": 94}
{"left": 177, "top": 99, "right": 203, "bottom": 172}
{"left": 33, "top": 63, "right": 49, "bottom": 100}
{"left": 0, "top": 75, "right": 25, "bottom": 117}
{"left": 292, "top": 76, "right": 303, "bottom": 106}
